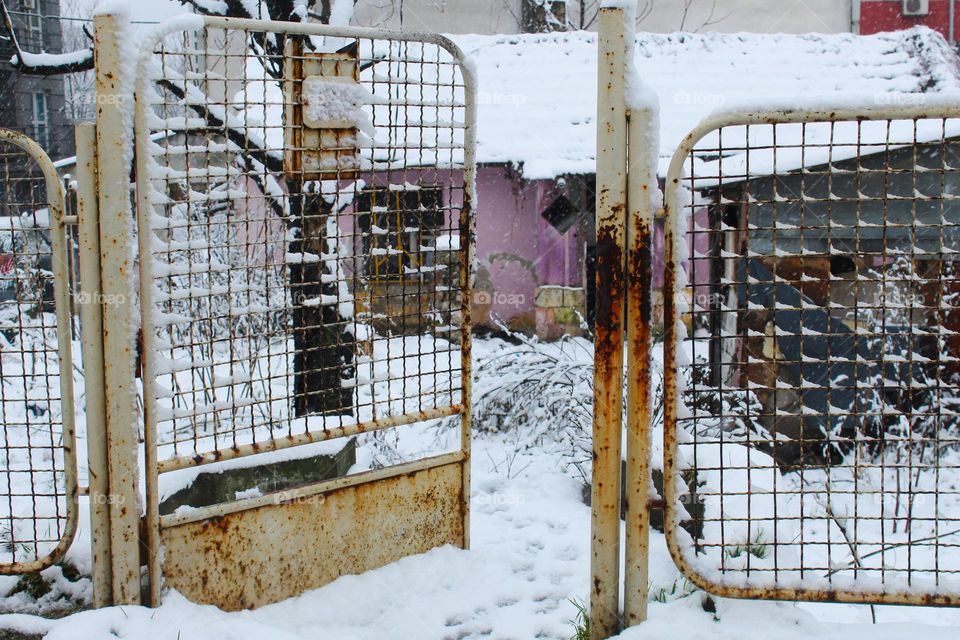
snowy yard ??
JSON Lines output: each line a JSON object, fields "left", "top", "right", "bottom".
{"left": 0, "top": 337, "right": 959, "bottom": 638}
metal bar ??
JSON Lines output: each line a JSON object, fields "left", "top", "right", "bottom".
{"left": 197, "top": 14, "right": 483, "bottom": 51}
{"left": 459, "top": 51, "right": 479, "bottom": 552}
{"left": 623, "top": 105, "right": 657, "bottom": 626}
{"left": 0, "top": 129, "right": 79, "bottom": 575}
{"left": 74, "top": 122, "right": 112, "bottom": 607}
{"left": 156, "top": 405, "right": 465, "bottom": 474}
{"left": 133, "top": 51, "right": 162, "bottom": 606}
{"left": 159, "top": 451, "right": 466, "bottom": 529}
{"left": 668, "top": 102, "right": 960, "bottom": 187}
{"left": 94, "top": 12, "right": 141, "bottom": 605}
{"left": 950, "top": 0, "right": 956, "bottom": 44}
{"left": 42, "top": 135, "right": 80, "bottom": 581}
{"left": 592, "top": 7, "right": 629, "bottom": 638}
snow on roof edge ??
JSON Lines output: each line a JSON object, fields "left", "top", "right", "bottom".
{"left": 455, "top": 26, "right": 960, "bottom": 181}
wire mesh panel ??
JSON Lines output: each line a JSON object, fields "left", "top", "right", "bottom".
{"left": 138, "top": 18, "right": 472, "bottom": 466}
{"left": 134, "top": 16, "right": 474, "bottom": 607}
{"left": 0, "top": 129, "right": 77, "bottom": 574}
{"left": 662, "top": 104, "right": 960, "bottom": 605}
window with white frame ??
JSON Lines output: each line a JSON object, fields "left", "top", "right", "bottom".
{"left": 20, "top": 0, "right": 43, "bottom": 51}
{"left": 31, "top": 92, "right": 49, "bottom": 149}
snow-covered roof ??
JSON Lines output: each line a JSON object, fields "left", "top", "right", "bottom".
{"left": 452, "top": 27, "right": 960, "bottom": 180}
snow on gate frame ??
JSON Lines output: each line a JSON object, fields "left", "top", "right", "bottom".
{"left": 594, "top": 2, "right": 960, "bottom": 639}
{"left": 112, "top": 14, "right": 477, "bottom": 609}
{"left": 662, "top": 99, "right": 960, "bottom": 608}
{"left": 0, "top": 128, "right": 78, "bottom": 577}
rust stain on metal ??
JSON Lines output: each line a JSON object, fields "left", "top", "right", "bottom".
{"left": 160, "top": 463, "right": 464, "bottom": 611}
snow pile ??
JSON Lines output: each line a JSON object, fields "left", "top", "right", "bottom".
{"left": 12, "top": 397, "right": 960, "bottom": 637}
{"left": 4, "top": 339, "right": 960, "bottom": 635}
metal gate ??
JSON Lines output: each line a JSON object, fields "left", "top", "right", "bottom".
{"left": 662, "top": 102, "right": 960, "bottom": 606}
{"left": 591, "top": 4, "right": 960, "bottom": 638}
{"left": 131, "top": 16, "right": 475, "bottom": 608}
{"left": 0, "top": 129, "right": 78, "bottom": 575}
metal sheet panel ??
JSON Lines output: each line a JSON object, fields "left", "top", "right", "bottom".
{"left": 159, "top": 460, "right": 464, "bottom": 610}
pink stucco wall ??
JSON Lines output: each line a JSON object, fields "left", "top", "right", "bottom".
{"left": 473, "top": 166, "right": 582, "bottom": 326}
{"left": 233, "top": 167, "right": 710, "bottom": 330}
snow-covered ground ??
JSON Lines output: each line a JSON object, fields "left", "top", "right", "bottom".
{"left": 3, "top": 337, "right": 960, "bottom": 638}
{"left": 7, "top": 430, "right": 960, "bottom": 639}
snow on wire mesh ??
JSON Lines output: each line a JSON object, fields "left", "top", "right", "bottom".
{"left": 0, "top": 138, "right": 75, "bottom": 571}
{"left": 136, "top": 23, "right": 470, "bottom": 473}
{"left": 664, "top": 108, "right": 960, "bottom": 603}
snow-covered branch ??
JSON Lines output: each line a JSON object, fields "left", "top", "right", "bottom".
{"left": 0, "top": 0, "right": 93, "bottom": 74}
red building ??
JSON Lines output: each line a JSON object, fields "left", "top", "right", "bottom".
{"left": 859, "top": 0, "right": 960, "bottom": 43}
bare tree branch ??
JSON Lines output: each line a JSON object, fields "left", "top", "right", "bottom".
{"left": 155, "top": 78, "right": 285, "bottom": 174}
{"left": 0, "top": 0, "right": 93, "bottom": 74}
{"left": 678, "top": 0, "right": 730, "bottom": 33}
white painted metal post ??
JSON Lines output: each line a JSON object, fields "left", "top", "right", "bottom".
{"left": 94, "top": 13, "right": 142, "bottom": 605}
{"left": 75, "top": 123, "right": 112, "bottom": 607}
{"left": 592, "top": 6, "right": 629, "bottom": 639}
{"left": 459, "top": 55, "right": 479, "bottom": 552}
{"left": 623, "top": 103, "right": 656, "bottom": 626}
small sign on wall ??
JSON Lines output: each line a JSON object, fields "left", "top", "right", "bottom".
{"left": 284, "top": 40, "right": 372, "bottom": 180}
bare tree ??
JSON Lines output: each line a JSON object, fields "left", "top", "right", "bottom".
{"left": 59, "top": 0, "right": 94, "bottom": 122}
{"left": 0, "top": 0, "right": 358, "bottom": 417}
{"left": 570, "top": 0, "right": 653, "bottom": 31}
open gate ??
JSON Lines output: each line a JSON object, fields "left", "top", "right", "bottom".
{"left": 592, "top": 3, "right": 960, "bottom": 639}
{"left": 130, "top": 16, "right": 475, "bottom": 608}
{"left": 662, "top": 103, "right": 960, "bottom": 606}
{"left": 0, "top": 129, "right": 78, "bottom": 575}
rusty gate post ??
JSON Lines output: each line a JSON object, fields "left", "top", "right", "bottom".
{"left": 592, "top": 6, "right": 629, "bottom": 638}
{"left": 94, "top": 12, "right": 142, "bottom": 605}
{"left": 74, "top": 122, "right": 112, "bottom": 607}
{"left": 623, "top": 102, "right": 657, "bottom": 625}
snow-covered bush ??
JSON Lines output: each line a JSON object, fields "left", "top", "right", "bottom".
{"left": 857, "top": 256, "right": 960, "bottom": 451}
{"left": 682, "top": 350, "right": 766, "bottom": 444}
{"left": 468, "top": 332, "right": 596, "bottom": 481}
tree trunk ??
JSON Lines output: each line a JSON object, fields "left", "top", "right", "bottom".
{"left": 288, "top": 188, "right": 354, "bottom": 417}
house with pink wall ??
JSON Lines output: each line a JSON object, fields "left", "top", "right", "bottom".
{"left": 448, "top": 25, "right": 960, "bottom": 338}
{"left": 233, "top": 26, "right": 960, "bottom": 341}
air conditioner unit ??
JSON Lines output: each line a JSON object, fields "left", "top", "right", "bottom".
{"left": 903, "top": 0, "right": 930, "bottom": 16}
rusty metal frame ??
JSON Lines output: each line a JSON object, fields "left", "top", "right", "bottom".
{"left": 623, "top": 103, "right": 657, "bottom": 627}
{"left": 133, "top": 15, "right": 475, "bottom": 608}
{"left": 0, "top": 128, "right": 78, "bottom": 575}
{"left": 591, "top": 7, "right": 629, "bottom": 638}
{"left": 73, "top": 122, "right": 112, "bottom": 606}
{"left": 92, "top": 13, "right": 143, "bottom": 605}
{"left": 662, "top": 99, "right": 960, "bottom": 606}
